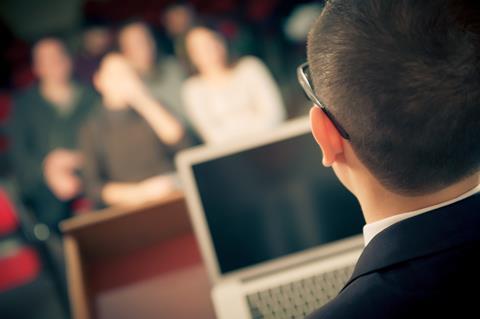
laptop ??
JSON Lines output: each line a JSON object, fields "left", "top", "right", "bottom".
{"left": 176, "top": 117, "right": 365, "bottom": 319}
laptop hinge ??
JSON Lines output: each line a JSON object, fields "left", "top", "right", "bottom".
{"left": 240, "top": 245, "right": 360, "bottom": 284}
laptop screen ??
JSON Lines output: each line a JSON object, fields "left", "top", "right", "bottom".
{"left": 192, "top": 133, "right": 364, "bottom": 275}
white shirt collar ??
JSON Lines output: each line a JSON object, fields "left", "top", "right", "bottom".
{"left": 363, "top": 184, "right": 480, "bottom": 246}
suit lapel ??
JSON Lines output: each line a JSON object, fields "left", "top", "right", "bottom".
{"left": 342, "top": 194, "right": 480, "bottom": 291}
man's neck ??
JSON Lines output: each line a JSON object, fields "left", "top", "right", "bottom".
{"left": 40, "top": 80, "right": 71, "bottom": 94}
{"left": 40, "top": 80, "right": 74, "bottom": 108}
{"left": 358, "top": 174, "right": 480, "bottom": 224}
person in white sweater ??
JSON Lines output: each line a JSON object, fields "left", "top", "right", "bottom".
{"left": 182, "top": 27, "right": 286, "bottom": 144}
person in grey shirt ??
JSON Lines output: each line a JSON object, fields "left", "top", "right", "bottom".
{"left": 118, "top": 21, "right": 187, "bottom": 123}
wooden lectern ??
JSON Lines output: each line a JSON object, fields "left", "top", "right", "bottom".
{"left": 60, "top": 192, "right": 216, "bottom": 319}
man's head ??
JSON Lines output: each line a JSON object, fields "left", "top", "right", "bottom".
{"left": 307, "top": 0, "right": 480, "bottom": 197}
{"left": 163, "top": 4, "right": 194, "bottom": 37}
{"left": 82, "top": 26, "right": 112, "bottom": 57}
{"left": 118, "top": 22, "right": 156, "bottom": 75}
{"left": 32, "top": 38, "right": 72, "bottom": 84}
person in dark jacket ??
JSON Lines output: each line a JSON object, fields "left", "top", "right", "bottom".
{"left": 299, "top": 0, "right": 480, "bottom": 318}
{"left": 10, "top": 38, "right": 97, "bottom": 232}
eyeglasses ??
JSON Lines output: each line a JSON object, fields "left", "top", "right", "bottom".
{"left": 297, "top": 62, "right": 350, "bottom": 140}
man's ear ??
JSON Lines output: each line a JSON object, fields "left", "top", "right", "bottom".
{"left": 310, "top": 106, "right": 344, "bottom": 167}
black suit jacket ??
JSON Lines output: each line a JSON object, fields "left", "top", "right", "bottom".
{"left": 307, "top": 193, "right": 480, "bottom": 318}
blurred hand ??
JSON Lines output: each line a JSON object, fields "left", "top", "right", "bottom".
{"left": 101, "top": 175, "right": 176, "bottom": 207}
{"left": 43, "top": 149, "right": 83, "bottom": 201}
{"left": 109, "top": 56, "right": 149, "bottom": 106}
{"left": 96, "top": 53, "right": 183, "bottom": 145}
{"left": 138, "top": 175, "right": 177, "bottom": 202}
{"left": 95, "top": 53, "right": 150, "bottom": 108}
{"left": 121, "top": 66, "right": 149, "bottom": 107}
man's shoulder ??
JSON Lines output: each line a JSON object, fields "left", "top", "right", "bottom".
{"left": 75, "top": 82, "right": 98, "bottom": 103}
{"left": 307, "top": 271, "right": 401, "bottom": 319}
{"left": 80, "top": 106, "right": 108, "bottom": 134}
{"left": 308, "top": 241, "right": 480, "bottom": 318}
{"left": 13, "top": 85, "right": 40, "bottom": 108}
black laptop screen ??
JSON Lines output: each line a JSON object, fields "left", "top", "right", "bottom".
{"left": 192, "top": 133, "right": 364, "bottom": 274}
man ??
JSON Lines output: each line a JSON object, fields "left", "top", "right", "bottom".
{"left": 117, "top": 21, "right": 187, "bottom": 122}
{"left": 80, "top": 53, "right": 186, "bottom": 208}
{"left": 162, "top": 3, "right": 195, "bottom": 72}
{"left": 10, "top": 38, "right": 96, "bottom": 232}
{"left": 300, "top": 0, "right": 480, "bottom": 317}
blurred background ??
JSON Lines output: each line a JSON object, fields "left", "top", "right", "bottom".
{"left": 0, "top": 1, "right": 325, "bottom": 318}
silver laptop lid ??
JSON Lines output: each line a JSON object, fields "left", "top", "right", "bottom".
{"left": 176, "top": 118, "right": 364, "bottom": 284}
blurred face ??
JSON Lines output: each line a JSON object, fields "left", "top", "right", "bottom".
{"left": 118, "top": 23, "right": 156, "bottom": 75}
{"left": 33, "top": 39, "right": 72, "bottom": 83}
{"left": 94, "top": 53, "right": 138, "bottom": 107}
{"left": 186, "top": 28, "right": 227, "bottom": 74}
{"left": 83, "top": 27, "right": 112, "bottom": 57}
{"left": 164, "top": 6, "right": 193, "bottom": 36}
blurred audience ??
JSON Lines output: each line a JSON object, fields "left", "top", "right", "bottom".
{"left": 182, "top": 27, "right": 286, "bottom": 144}
{"left": 80, "top": 53, "right": 188, "bottom": 208}
{"left": 0, "top": 3, "right": 314, "bottom": 318}
{"left": 9, "top": 38, "right": 97, "bottom": 233}
{"left": 118, "top": 21, "right": 187, "bottom": 122}
{"left": 75, "top": 24, "right": 113, "bottom": 84}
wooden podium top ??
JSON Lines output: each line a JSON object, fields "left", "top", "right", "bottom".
{"left": 61, "top": 192, "right": 216, "bottom": 319}
{"left": 61, "top": 192, "right": 185, "bottom": 233}
{"left": 61, "top": 192, "right": 190, "bottom": 260}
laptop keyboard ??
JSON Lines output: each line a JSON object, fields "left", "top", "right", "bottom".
{"left": 246, "top": 264, "right": 355, "bottom": 319}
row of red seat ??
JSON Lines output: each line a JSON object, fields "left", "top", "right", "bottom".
{"left": 0, "top": 189, "right": 42, "bottom": 292}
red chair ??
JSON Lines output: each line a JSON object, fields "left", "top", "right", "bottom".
{"left": 0, "top": 92, "right": 11, "bottom": 124}
{"left": 0, "top": 187, "right": 69, "bottom": 318}
{"left": 0, "top": 189, "right": 41, "bottom": 292}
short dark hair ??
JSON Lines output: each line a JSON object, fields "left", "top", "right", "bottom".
{"left": 307, "top": 0, "right": 480, "bottom": 195}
